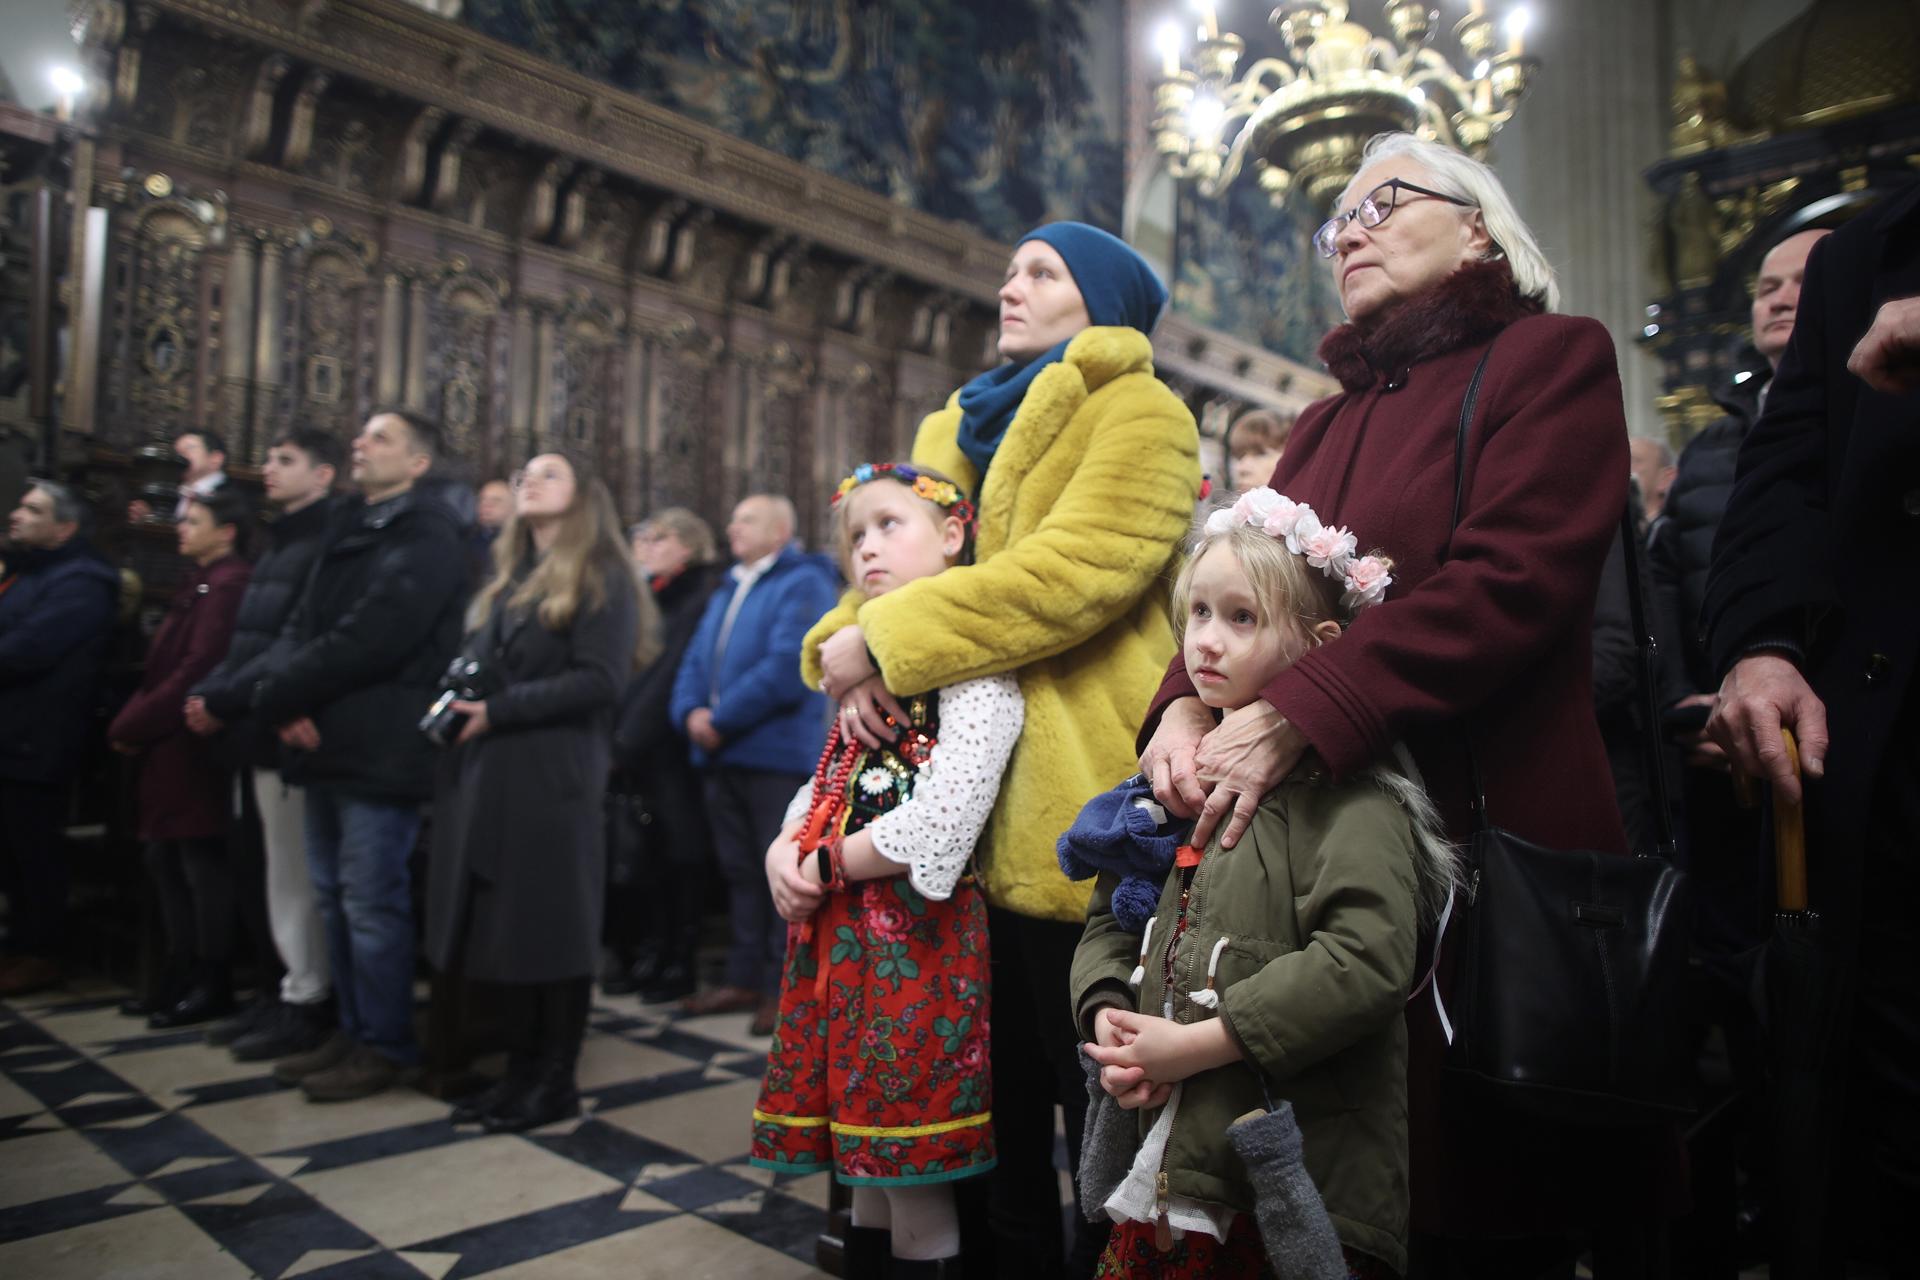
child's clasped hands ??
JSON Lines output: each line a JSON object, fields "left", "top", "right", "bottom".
{"left": 1083, "top": 1005, "right": 1243, "bottom": 1111}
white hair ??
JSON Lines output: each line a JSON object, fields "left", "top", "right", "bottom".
{"left": 1629, "top": 435, "right": 1675, "bottom": 467}
{"left": 1344, "top": 133, "right": 1559, "bottom": 312}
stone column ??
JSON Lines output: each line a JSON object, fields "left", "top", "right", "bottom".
{"left": 376, "top": 273, "right": 404, "bottom": 403}
{"left": 531, "top": 307, "right": 555, "bottom": 451}
{"left": 1490, "top": 0, "right": 1666, "bottom": 439}
{"left": 508, "top": 302, "right": 535, "bottom": 455}
{"left": 404, "top": 276, "right": 429, "bottom": 408}
{"left": 253, "top": 238, "right": 285, "bottom": 435}
{"left": 622, "top": 328, "right": 645, "bottom": 518}
{"left": 221, "top": 233, "right": 258, "bottom": 458}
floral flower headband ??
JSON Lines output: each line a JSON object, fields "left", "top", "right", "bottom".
{"left": 831, "top": 462, "right": 977, "bottom": 530}
{"left": 1203, "top": 487, "right": 1393, "bottom": 613}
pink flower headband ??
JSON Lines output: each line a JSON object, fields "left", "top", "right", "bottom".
{"left": 1203, "top": 487, "right": 1394, "bottom": 613}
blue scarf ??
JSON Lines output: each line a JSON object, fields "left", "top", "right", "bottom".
{"left": 955, "top": 222, "right": 1168, "bottom": 479}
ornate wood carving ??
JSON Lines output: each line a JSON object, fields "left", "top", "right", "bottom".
{"left": 394, "top": 105, "right": 448, "bottom": 204}
{"left": 547, "top": 290, "right": 621, "bottom": 468}
{"left": 289, "top": 229, "right": 377, "bottom": 441}
{"left": 419, "top": 262, "right": 509, "bottom": 474}
{"left": 241, "top": 54, "right": 292, "bottom": 161}
{"left": 282, "top": 67, "right": 333, "bottom": 172}
{"left": 61, "top": 0, "right": 1323, "bottom": 543}
{"left": 104, "top": 181, "right": 230, "bottom": 449}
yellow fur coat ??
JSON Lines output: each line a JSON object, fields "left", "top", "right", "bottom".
{"left": 803, "top": 326, "right": 1200, "bottom": 922}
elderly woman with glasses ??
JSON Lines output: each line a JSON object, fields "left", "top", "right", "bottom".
{"left": 1138, "top": 133, "right": 1682, "bottom": 1276}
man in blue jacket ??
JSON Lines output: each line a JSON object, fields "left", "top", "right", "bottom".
{"left": 670, "top": 493, "right": 836, "bottom": 1034}
{"left": 0, "top": 481, "right": 120, "bottom": 997}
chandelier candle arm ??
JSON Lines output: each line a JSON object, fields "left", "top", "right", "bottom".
{"left": 1149, "top": 0, "right": 1546, "bottom": 213}
{"left": 1196, "top": 0, "right": 1221, "bottom": 41}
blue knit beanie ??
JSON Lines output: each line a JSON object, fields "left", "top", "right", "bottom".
{"left": 1019, "top": 222, "right": 1169, "bottom": 334}
{"left": 1057, "top": 774, "right": 1190, "bottom": 934}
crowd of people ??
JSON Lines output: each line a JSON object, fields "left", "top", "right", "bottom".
{"left": 0, "top": 129, "right": 1916, "bottom": 1279}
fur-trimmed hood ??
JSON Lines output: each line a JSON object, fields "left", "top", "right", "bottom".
{"left": 1318, "top": 259, "right": 1544, "bottom": 394}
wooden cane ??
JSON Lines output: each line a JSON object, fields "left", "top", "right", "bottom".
{"left": 1772, "top": 727, "right": 1808, "bottom": 912}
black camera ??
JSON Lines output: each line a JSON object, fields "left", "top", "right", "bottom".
{"left": 420, "top": 655, "right": 492, "bottom": 745}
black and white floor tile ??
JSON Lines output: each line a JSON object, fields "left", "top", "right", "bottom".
{"left": 0, "top": 979, "right": 830, "bottom": 1279}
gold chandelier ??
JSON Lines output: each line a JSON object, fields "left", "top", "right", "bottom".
{"left": 1152, "top": 1, "right": 1542, "bottom": 212}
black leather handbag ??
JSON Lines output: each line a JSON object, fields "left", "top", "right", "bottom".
{"left": 1440, "top": 346, "right": 1694, "bottom": 1125}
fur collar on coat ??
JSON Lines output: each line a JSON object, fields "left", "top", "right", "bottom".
{"left": 1318, "top": 258, "right": 1544, "bottom": 393}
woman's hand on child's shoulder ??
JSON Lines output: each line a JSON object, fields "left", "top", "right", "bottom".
{"left": 765, "top": 831, "right": 823, "bottom": 923}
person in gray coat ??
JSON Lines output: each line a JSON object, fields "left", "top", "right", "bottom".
{"left": 425, "top": 452, "right": 655, "bottom": 1133}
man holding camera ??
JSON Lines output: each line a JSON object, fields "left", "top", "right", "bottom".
{"left": 249, "top": 409, "right": 468, "bottom": 1101}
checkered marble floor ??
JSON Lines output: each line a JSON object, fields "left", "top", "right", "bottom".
{"left": 0, "top": 978, "right": 831, "bottom": 1279}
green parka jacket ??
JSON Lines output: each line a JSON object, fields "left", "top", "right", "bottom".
{"left": 1069, "top": 772, "right": 1432, "bottom": 1275}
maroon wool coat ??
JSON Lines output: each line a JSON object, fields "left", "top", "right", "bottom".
{"left": 1145, "top": 262, "right": 1684, "bottom": 1234}
{"left": 107, "top": 555, "right": 251, "bottom": 841}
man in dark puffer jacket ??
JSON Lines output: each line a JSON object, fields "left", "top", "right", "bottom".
{"left": 1648, "top": 226, "right": 1827, "bottom": 1274}
{"left": 1653, "top": 229, "right": 1830, "bottom": 702}
{"left": 250, "top": 409, "right": 469, "bottom": 1102}
{"left": 187, "top": 427, "right": 343, "bottom": 1062}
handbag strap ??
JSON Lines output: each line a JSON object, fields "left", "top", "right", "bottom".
{"left": 1615, "top": 497, "right": 1680, "bottom": 859}
{"left": 1447, "top": 343, "right": 1677, "bottom": 859}
{"left": 1449, "top": 349, "right": 1495, "bottom": 821}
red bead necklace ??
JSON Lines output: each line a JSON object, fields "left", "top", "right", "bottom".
{"left": 797, "top": 722, "right": 863, "bottom": 853}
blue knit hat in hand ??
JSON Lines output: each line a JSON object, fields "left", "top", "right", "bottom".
{"left": 1057, "top": 775, "right": 1189, "bottom": 933}
{"left": 1019, "top": 222, "right": 1169, "bottom": 334}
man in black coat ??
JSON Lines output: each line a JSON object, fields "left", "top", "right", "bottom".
{"left": 609, "top": 512, "right": 724, "bottom": 1000}
{"left": 249, "top": 409, "right": 469, "bottom": 1102}
{"left": 1704, "top": 180, "right": 1920, "bottom": 1274}
{"left": 1657, "top": 229, "right": 1829, "bottom": 703}
{"left": 1653, "top": 226, "right": 1828, "bottom": 1275}
{"left": 186, "top": 427, "right": 342, "bottom": 1062}
{"left": 0, "top": 481, "right": 121, "bottom": 996}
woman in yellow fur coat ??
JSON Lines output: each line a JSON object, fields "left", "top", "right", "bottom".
{"left": 806, "top": 221, "right": 1199, "bottom": 1278}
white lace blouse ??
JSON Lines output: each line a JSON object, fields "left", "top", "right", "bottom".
{"left": 783, "top": 673, "right": 1024, "bottom": 901}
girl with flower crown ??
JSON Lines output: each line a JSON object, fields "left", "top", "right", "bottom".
{"left": 751, "top": 463, "right": 1022, "bottom": 1279}
{"left": 1069, "top": 491, "right": 1459, "bottom": 1280}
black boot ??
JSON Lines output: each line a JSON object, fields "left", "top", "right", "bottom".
{"left": 150, "top": 983, "right": 235, "bottom": 1029}
{"left": 481, "top": 1061, "right": 580, "bottom": 1133}
{"left": 451, "top": 1053, "right": 535, "bottom": 1125}
{"left": 624, "top": 940, "right": 668, "bottom": 992}
{"left": 206, "top": 992, "right": 278, "bottom": 1046}
{"left": 639, "top": 925, "right": 697, "bottom": 1003}
{"left": 842, "top": 1225, "right": 891, "bottom": 1280}
{"left": 121, "top": 957, "right": 189, "bottom": 1018}
{"left": 599, "top": 947, "right": 639, "bottom": 996}
{"left": 149, "top": 962, "right": 234, "bottom": 1029}
{"left": 889, "top": 1258, "right": 960, "bottom": 1279}
{"left": 230, "top": 999, "right": 335, "bottom": 1062}
{"left": 638, "top": 957, "right": 693, "bottom": 1004}
{"left": 483, "top": 978, "right": 588, "bottom": 1133}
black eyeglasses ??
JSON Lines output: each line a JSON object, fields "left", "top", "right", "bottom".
{"left": 1314, "top": 179, "right": 1474, "bottom": 258}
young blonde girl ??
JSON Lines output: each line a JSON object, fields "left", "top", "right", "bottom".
{"left": 753, "top": 464, "right": 1022, "bottom": 1279}
{"left": 1070, "top": 489, "right": 1457, "bottom": 1280}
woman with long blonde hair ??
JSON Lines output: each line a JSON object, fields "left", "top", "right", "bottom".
{"left": 425, "top": 452, "right": 655, "bottom": 1132}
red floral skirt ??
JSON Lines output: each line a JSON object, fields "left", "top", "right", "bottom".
{"left": 1095, "top": 1217, "right": 1399, "bottom": 1279}
{"left": 749, "top": 873, "right": 993, "bottom": 1186}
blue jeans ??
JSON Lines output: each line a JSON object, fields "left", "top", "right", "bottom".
{"left": 304, "top": 786, "right": 421, "bottom": 1064}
